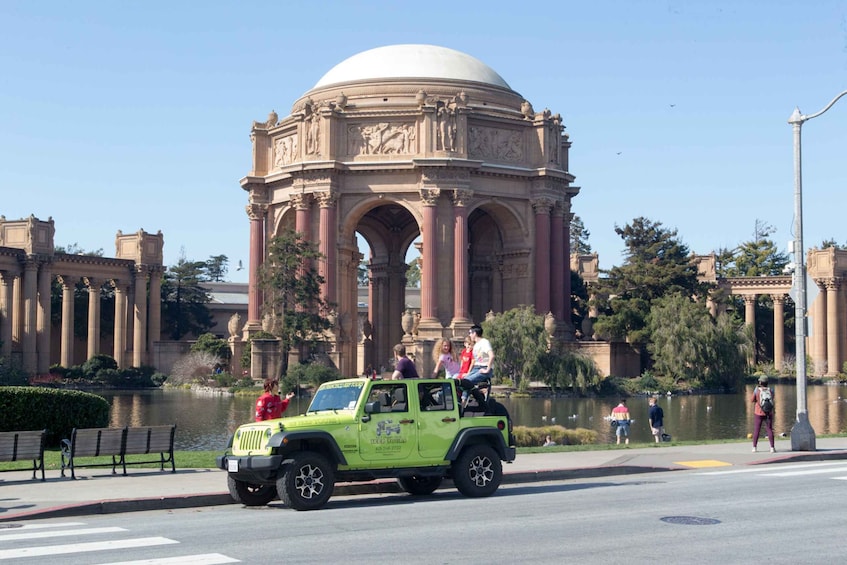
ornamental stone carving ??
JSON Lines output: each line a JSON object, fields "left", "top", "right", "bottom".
{"left": 228, "top": 312, "right": 243, "bottom": 338}
{"left": 468, "top": 126, "right": 523, "bottom": 161}
{"left": 436, "top": 101, "right": 457, "bottom": 151}
{"left": 452, "top": 188, "right": 473, "bottom": 207}
{"left": 305, "top": 112, "right": 320, "bottom": 156}
{"left": 273, "top": 135, "right": 299, "bottom": 168}
{"left": 347, "top": 123, "right": 417, "bottom": 155}
{"left": 419, "top": 188, "right": 440, "bottom": 206}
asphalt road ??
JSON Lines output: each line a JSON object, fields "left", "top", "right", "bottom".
{"left": 3, "top": 460, "right": 846, "bottom": 564}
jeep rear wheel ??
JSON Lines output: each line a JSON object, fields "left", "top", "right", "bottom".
{"left": 453, "top": 444, "right": 502, "bottom": 498}
{"left": 227, "top": 475, "right": 276, "bottom": 506}
{"left": 277, "top": 452, "right": 335, "bottom": 511}
{"left": 398, "top": 475, "right": 443, "bottom": 496}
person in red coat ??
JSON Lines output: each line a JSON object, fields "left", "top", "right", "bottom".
{"left": 255, "top": 377, "right": 295, "bottom": 421}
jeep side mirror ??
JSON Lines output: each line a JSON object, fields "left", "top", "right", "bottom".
{"left": 364, "top": 401, "right": 381, "bottom": 414}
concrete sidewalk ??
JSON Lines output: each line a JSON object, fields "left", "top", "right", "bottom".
{"left": 2, "top": 437, "right": 846, "bottom": 522}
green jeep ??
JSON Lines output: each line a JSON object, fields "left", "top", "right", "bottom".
{"left": 217, "top": 377, "right": 517, "bottom": 511}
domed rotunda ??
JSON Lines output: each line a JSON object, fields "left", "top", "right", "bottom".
{"left": 241, "top": 44, "right": 579, "bottom": 376}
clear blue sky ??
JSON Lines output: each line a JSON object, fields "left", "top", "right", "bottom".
{"left": 2, "top": 1, "right": 846, "bottom": 284}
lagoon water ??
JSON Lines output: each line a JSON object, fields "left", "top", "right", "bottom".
{"left": 98, "top": 383, "right": 847, "bottom": 451}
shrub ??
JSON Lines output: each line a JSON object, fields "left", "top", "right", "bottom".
{"left": 0, "top": 387, "right": 109, "bottom": 447}
{"left": 81, "top": 354, "right": 118, "bottom": 380}
{"left": 191, "top": 333, "right": 231, "bottom": 361}
{"left": 283, "top": 362, "right": 341, "bottom": 394}
{"left": 513, "top": 425, "right": 598, "bottom": 447}
{"left": 0, "top": 357, "right": 27, "bottom": 386}
{"left": 170, "top": 351, "right": 220, "bottom": 385}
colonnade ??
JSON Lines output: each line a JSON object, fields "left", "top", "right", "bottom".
{"left": 0, "top": 217, "right": 164, "bottom": 375}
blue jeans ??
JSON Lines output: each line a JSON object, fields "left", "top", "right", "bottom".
{"left": 461, "top": 366, "right": 491, "bottom": 402}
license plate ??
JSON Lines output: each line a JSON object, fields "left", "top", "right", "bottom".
{"left": 227, "top": 459, "right": 239, "bottom": 472}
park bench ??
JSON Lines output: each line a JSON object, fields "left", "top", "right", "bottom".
{"left": 0, "top": 429, "right": 46, "bottom": 481}
{"left": 60, "top": 425, "right": 176, "bottom": 479}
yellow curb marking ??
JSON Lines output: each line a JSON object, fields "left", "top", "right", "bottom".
{"left": 674, "top": 460, "right": 733, "bottom": 468}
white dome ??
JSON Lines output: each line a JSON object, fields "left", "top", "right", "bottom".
{"left": 312, "top": 44, "right": 512, "bottom": 90}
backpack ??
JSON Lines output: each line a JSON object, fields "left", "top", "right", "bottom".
{"left": 758, "top": 387, "right": 773, "bottom": 414}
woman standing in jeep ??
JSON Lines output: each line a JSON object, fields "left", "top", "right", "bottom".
{"left": 751, "top": 376, "right": 775, "bottom": 453}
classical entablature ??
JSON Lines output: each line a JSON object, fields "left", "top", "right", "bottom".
{"left": 0, "top": 215, "right": 164, "bottom": 374}
{"left": 240, "top": 45, "right": 580, "bottom": 377}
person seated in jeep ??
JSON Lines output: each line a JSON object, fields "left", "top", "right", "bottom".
{"left": 460, "top": 325, "right": 494, "bottom": 408}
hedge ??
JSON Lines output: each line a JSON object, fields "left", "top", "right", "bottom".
{"left": 0, "top": 387, "right": 110, "bottom": 447}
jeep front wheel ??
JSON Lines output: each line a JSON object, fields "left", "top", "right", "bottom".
{"left": 277, "top": 452, "right": 335, "bottom": 511}
{"left": 398, "top": 475, "right": 443, "bottom": 496}
{"left": 453, "top": 444, "right": 502, "bottom": 498}
{"left": 227, "top": 475, "right": 276, "bottom": 506}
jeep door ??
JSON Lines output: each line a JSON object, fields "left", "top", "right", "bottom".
{"left": 416, "top": 381, "right": 461, "bottom": 461}
{"left": 359, "top": 382, "right": 418, "bottom": 462}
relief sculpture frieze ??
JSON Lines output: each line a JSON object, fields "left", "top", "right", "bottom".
{"left": 347, "top": 122, "right": 417, "bottom": 156}
{"left": 273, "top": 135, "right": 299, "bottom": 169}
{"left": 468, "top": 126, "right": 523, "bottom": 162}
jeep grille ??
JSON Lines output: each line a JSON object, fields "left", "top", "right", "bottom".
{"left": 237, "top": 428, "right": 269, "bottom": 452}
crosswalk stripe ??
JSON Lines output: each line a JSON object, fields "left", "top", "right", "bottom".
{"left": 763, "top": 467, "right": 847, "bottom": 477}
{"left": 96, "top": 553, "right": 240, "bottom": 564}
{"left": 698, "top": 462, "right": 847, "bottom": 476}
{"left": 0, "top": 536, "right": 178, "bottom": 559}
{"left": 0, "top": 521, "right": 86, "bottom": 532}
{"left": 831, "top": 476, "right": 847, "bottom": 481}
{"left": 0, "top": 526, "right": 127, "bottom": 542}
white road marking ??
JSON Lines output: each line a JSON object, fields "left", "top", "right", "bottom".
{"left": 0, "top": 536, "right": 178, "bottom": 559}
{"left": 697, "top": 461, "right": 847, "bottom": 476}
{"left": 0, "top": 526, "right": 126, "bottom": 541}
{"left": 96, "top": 554, "right": 241, "bottom": 564}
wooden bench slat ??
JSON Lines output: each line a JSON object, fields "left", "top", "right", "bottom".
{"left": 61, "top": 425, "right": 176, "bottom": 479}
{"left": 0, "top": 430, "right": 46, "bottom": 481}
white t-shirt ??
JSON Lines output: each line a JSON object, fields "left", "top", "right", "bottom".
{"left": 472, "top": 338, "right": 493, "bottom": 367}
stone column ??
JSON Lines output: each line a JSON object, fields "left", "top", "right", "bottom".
{"left": 813, "top": 282, "right": 827, "bottom": 375}
{"left": 22, "top": 258, "right": 38, "bottom": 373}
{"left": 36, "top": 262, "right": 52, "bottom": 373}
{"left": 133, "top": 268, "right": 148, "bottom": 367}
{"left": 316, "top": 191, "right": 338, "bottom": 305}
{"left": 772, "top": 295, "right": 785, "bottom": 372}
{"left": 112, "top": 279, "right": 127, "bottom": 368}
{"left": 743, "top": 295, "right": 757, "bottom": 365}
{"left": 0, "top": 271, "right": 14, "bottom": 359}
{"left": 825, "top": 278, "right": 840, "bottom": 377}
{"left": 57, "top": 275, "right": 75, "bottom": 368}
{"left": 550, "top": 202, "right": 565, "bottom": 323}
{"left": 148, "top": 269, "right": 162, "bottom": 350}
{"left": 84, "top": 277, "right": 101, "bottom": 360}
{"left": 532, "top": 198, "right": 553, "bottom": 315}
{"left": 419, "top": 188, "right": 439, "bottom": 323}
{"left": 451, "top": 189, "right": 471, "bottom": 327}
{"left": 245, "top": 202, "right": 267, "bottom": 333}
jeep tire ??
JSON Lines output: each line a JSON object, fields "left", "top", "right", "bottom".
{"left": 398, "top": 474, "right": 443, "bottom": 496}
{"left": 277, "top": 451, "right": 335, "bottom": 511}
{"left": 453, "top": 444, "right": 502, "bottom": 498}
{"left": 227, "top": 475, "right": 276, "bottom": 506}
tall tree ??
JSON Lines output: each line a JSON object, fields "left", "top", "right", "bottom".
{"left": 160, "top": 256, "right": 214, "bottom": 340}
{"left": 591, "top": 217, "right": 707, "bottom": 361}
{"left": 648, "top": 293, "right": 749, "bottom": 388}
{"left": 260, "top": 229, "right": 332, "bottom": 375}
{"left": 406, "top": 257, "right": 421, "bottom": 288}
{"left": 569, "top": 215, "right": 592, "bottom": 255}
{"left": 204, "top": 255, "right": 229, "bottom": 282}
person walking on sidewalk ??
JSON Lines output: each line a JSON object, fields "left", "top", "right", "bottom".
{"left": 611, "top": 399, "right": 631, "bottom": 445}
{"left": 751, "top": 376, "right": 775, "bottom": 453}
{"left": 648, "top": 396, "right": 664, "bottom": 443}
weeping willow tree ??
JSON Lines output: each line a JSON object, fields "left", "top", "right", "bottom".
{"left": 483, "top": 306, "right": 601, "bottom": 393}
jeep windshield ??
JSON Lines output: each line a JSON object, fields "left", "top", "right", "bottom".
{"left": 307, "top": 381, "right": 365, "bottom": 412}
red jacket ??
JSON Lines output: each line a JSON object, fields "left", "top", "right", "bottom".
{"left": 255, "top": 393, "right": 291, "bottom": 421}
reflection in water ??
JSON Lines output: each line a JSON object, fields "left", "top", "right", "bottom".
{"left": 96, "top": 384, "right": 847, "bottom": 450}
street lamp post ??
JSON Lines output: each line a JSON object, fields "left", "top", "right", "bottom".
{"left": 788, "top": 89, "right": 847, "bottom": 451}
